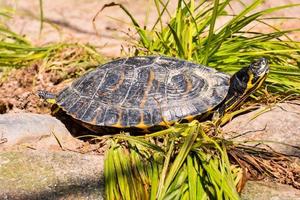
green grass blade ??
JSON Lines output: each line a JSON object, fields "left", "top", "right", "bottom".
{"left": 158, "top": 124, "right": 198, "bottom": 199}
{"left": 101, "top": 2, "right": 150, "bottom": 48}
{"left": 156, "top": 140, "right": 175, "bottom": 197}
{"left": 167, "top": 24, "right": 185, "bottom": 57}
{"left": 150, "top": 158, "right": 159, "bottom": 200}
{"left": 104, "top": 143, "right": 121, "bottom": 200}
{"left": 187, "top": 155, "right": 197, "bottom": 200}
{"left": 115, "top": 134, "right": 164, "bottom": 153}
{"left": 113, "top": 146, "right": 131, "bottom": 200}
{"left": 203, "top": 0, "right": 220, "bottom": 65}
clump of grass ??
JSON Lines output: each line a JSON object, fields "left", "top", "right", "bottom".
{"left": 102, "top": 0, "right": 300, "bottom": 93}
{"left": 36, "top": 43, "right": 104, "bottom": 83}
{"left": 99, "top": 1, "right": 300, "bottom": 199}
{"left": 0, "top": 8, "right": 103, "bottom": 82}
{"left": 105, "top": 121, "right": 241, "bottom": 200}
{"left": 104, "top": 120, "right": 300, "bottom": 199}
{"left": 0, "top": 29, "right": 103, "bottom": 79}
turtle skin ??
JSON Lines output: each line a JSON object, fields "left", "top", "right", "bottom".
{"left": 55, "top": 56, "right": 230, "bottom": 131}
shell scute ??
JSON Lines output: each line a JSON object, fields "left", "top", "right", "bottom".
{"left": 95, "top": 106, "right": 106, "bottom": 125}
{"left": 104, "top": 107, "right": 120, "bottom": 126}
{"left": 128, "top": 109, "right": 141, "bottom": 126}
{"left": 81, "top": 101, "right": 101, "bottom": 123}
{"left": 125, "top": 56, "right": 156, "bottom": 67}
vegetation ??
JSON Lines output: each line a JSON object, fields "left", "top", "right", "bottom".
{"left": 104, "top": 121, "right": 241, "bottom": 200}
{"left": 102, "top": 0, "right": 300, "bottom": 199}
{"left": 0, "top": 7, "right": 103, "bottom": 81}
{"left": 0, "top": 0, "right": 299, "bottom": 199}
{"left": 102, "top": 0, "right": 300, "bottom": 93}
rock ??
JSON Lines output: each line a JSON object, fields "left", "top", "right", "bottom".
{"left": 0, "top": 151, "right": 105, "bottom": 200}
{"left": 0, "top": 113, "right": 83, "bottom": 151}
{"left": 223, "top": 102, "right": 300, "bottom": 156}
{"left": 241, "top": 181, "right": 300, "bottom": 200}
{"left": 0, "top": 104, "right": 298, "bottom": 199}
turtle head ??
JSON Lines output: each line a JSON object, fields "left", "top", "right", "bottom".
{"left": 215, "top": 58, "right": 269, "bottom": 119}
{"left": 37, "top": 90, "right": 57, "bottom": 104}
{"left": 248, "top": 57, "right": 269, "bottom": 85}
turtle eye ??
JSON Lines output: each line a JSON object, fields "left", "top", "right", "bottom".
{"left": 257, "top": 58, "right": 268, "bottom": 68}
{"left": 251, "top": 58, "right": 264, "bottom": 68}
{"left": 250, "top": 58, "right": 269, "bottom": 76}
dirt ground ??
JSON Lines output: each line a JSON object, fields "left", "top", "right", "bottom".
{"left": 0, "top": 0, "right": 299, "bottom": 114}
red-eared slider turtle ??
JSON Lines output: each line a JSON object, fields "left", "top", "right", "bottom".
{"left": 38, "top": 56, "right": 269, "bottom": 133}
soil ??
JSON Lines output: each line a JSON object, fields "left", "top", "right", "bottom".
{"left": 0, "top": 0, "right": 299, "bottom": 114}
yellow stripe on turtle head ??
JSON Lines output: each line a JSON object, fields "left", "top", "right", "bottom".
{"left": 246, "top": 71, "right": 254, "bottom": 90}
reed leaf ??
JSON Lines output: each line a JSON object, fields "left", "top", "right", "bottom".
{"left": 114, "top": 0, "right": 300, "bottom": 93}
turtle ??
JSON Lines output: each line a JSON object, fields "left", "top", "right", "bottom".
{"left": 38, "top": 56, "right": 269, "bottom": 133}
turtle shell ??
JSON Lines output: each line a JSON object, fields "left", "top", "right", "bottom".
{"left": 55, "top": 56, "right": 230, "bottom": 129}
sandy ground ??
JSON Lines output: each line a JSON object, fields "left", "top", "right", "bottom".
{"left": 2, "top": 0, "right": 169, "bottom": 57}
{"left": 2, "top": 0, "right": 300, "bottom": 57}
{"left": 0, "top": 0, "right": 299, "bottom": 114}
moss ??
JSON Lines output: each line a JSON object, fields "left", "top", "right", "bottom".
{"left": 0, "top": 151, "right": 104, "bottom": 199}
{"left": 0, "top": 151, "right": 56, "bottom": 192}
